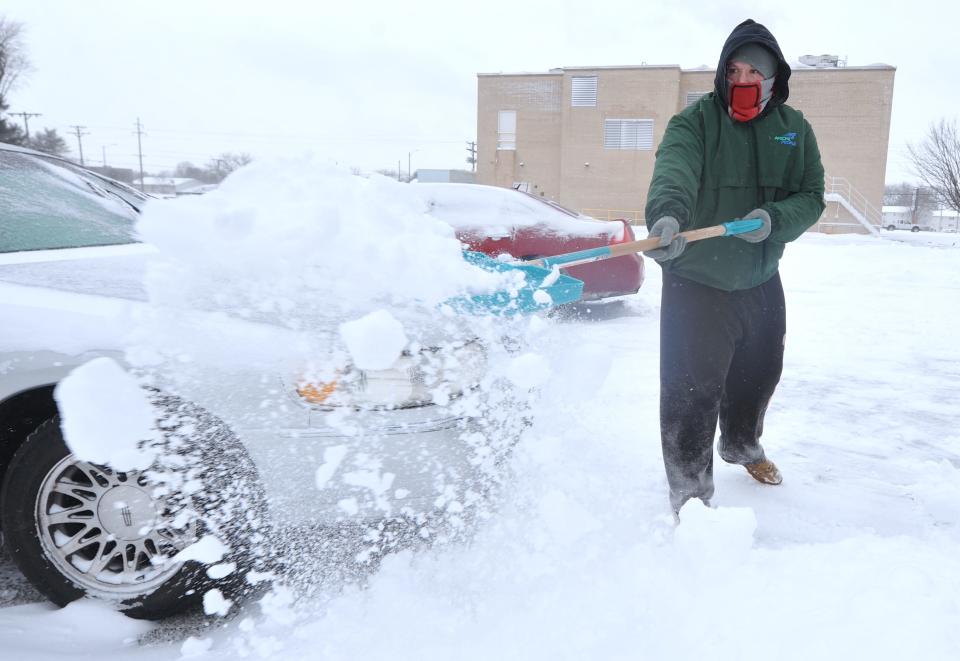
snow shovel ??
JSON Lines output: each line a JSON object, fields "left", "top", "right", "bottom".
{"left": 524, "top": 218, "right": 765, "bottom": 270}
{"left": 446, "top": 250, "right": 585, "bottom": 316}
{"left": 449, "top": 219, "right": 763, "bottom": 316}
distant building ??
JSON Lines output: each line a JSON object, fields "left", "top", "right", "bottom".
{"left": 87, "top": 166, "right": 136, "bottom": 184}
{"left": 477, "top": 58, "right": 895, "bottom": 234}
{"left": 133, "top": 177, "right": 217, "bottom": 197}
{"left": 930, "top": 209, "right": 959, "bottom": 233}
{"left": 414, "top": 169, "right": 476, "bottom": 184}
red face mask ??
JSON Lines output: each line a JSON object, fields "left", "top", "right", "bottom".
{"left": 729, "top": 82, "right": 762, "bottom": 122}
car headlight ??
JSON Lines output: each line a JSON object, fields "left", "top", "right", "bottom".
{"left": 294, "top": 340, "right": 486, "bottom": 410}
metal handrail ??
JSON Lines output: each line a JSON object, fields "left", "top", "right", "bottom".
{"left": 824, "top": 174, "right": 883, "bottom": 227}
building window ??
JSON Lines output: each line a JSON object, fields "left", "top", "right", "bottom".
{"left": 685, "top": 91, "right": 709, "bottom": 107}
{"left": 571, "top": 76, "right": 598, "bottom": 107}
{"left": 498, "top": 110, "right": 517, "bottom": 150}
{"left": 604, "top": 119, "right": 654, "bottom": 150}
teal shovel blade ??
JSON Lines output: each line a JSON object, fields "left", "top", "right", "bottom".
{"left": 446, "top": 251, "right": 584, "bottom": 316}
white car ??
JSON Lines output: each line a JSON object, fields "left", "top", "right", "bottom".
{"left": 884, "top": 220, "right": 923, "bottom": 232}
{"left": 0, "top": 143, "right": 522, "bottom": 618}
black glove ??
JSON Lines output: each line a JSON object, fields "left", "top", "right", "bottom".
{"left": 646, "top": 216, "right": 687, "bottom": 262}
{"left": 734, "top": 208, "right": 772, "bottom": 243}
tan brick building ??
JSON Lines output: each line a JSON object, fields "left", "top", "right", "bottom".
{"left": 476, "top": 63, "right": 895, "bottom": 233}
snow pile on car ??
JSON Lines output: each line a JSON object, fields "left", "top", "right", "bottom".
{"left": 132, "top": 156, "right": 526, "bottom": 370}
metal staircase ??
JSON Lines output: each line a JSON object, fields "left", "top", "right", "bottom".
{"left": 822, "top": 174, "right": 882, "bottom": 236}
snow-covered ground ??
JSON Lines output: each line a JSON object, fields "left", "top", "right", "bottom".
{"left": 2, "top": 177, "right": 959, "bottom": 658}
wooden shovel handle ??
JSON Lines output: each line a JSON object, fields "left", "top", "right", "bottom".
{"left": 605, "top": 224, "right": 728, "bottom": 259}
{"left": 527, "top": 224, "right": 730, "bottom": 269}
{"left": 524, "top": 219, "right": 765, "bottom": 270}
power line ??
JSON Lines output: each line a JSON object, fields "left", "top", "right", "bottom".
{"left": 33, "top": 122, "right": 469, "bottom": 145}
{"left": 22, "top": 118, "right": 472, "bottom": 175}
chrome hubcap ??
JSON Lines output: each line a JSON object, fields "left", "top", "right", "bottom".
{"left": 36, "top": 456, "right": 197, "bottom": 596}
{"left": 96, "top": 484, "right": 159, "bottom": 541}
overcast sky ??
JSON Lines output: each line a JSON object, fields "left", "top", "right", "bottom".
{"left": 3, "top": 0, "right": 957, "bottom": 184}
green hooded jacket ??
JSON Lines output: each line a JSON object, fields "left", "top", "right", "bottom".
{"left": 645, "top": 19, "right": 825, "bottom": 291}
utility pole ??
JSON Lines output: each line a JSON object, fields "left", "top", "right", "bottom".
{"left": 100, "top": 143, "right": 118, "bottom": 168}
{"left": 11, "top": 111, "right": 41, "bottom": 139}
{"left": 407, "top": 149, "right": 420, "bottom": 182}
{"left": 134, "top": 118, "right": 146, "bottom": 192}
{"left": 69, "top": 125, "right": 89, "bottom": 165}
{"left": 466, "top": 140, "right": 477, "bottom": 172}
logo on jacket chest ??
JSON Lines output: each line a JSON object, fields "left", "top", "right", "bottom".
{"left": 773, "top": 132, "right": 798, "bottom": 147}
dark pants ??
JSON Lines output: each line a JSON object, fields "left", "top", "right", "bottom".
{"left": 659, "top": 272, "right": 786, "bottom": 511}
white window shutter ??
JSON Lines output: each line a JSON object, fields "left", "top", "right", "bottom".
{"left": 633, "top": 119, "right": 654, "bottom": 149}
{"left": 604, "top": 120, "right": 622, "bottom": 148}
{"left": 603, "top": 119, "right": 654, "bottom": 150}
{"left": 571, "top": 76, "right": 598, "bottom": 107}
{"left": 498, "top": 110, "right": 517, "bottom": 150}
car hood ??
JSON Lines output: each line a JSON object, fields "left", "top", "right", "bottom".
{"left": 0, "top": 243, "right": 475, "bottom": 365}
{"left": 0, "top": 244, "right": 153, "bottom": 301}
{"left": 0, "top": 244, "right": 309, "bottom": 366}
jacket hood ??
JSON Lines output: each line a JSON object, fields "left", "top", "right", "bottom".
{"left": 714, "top": 19, "right": 791, "bottom": 116}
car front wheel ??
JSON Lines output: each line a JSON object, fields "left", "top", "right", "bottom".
{"left": 1, "top": 402, "right": 269, "bottom": 619}
{"left": 1, "top": 419, "right": 206, "bottom": 617}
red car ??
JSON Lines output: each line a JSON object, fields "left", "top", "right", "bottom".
{"left": 412, "top": 183, "right": 644, "bottom": 301}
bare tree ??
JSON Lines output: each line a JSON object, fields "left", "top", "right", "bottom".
{"left": 884, "top": 182, "right": 939, "bottom": 219}
{"left": 173, "top": 160, "right": 211, "bottom": 182}
{"left": 206, "top": 152, "right": 253, "bottom": 182}
{"left": 164, "top": 154, "right": 254, "bottom": 184}
{"left": 0, "top": 16, "right": 32, "bottom": 104}
{"left": 0, "top": 16, "right": 31, "bottom": 144}
{"left": 907, "top": 118, "right": 960, "bottom": 213}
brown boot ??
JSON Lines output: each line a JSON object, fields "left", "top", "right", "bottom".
{"left": 745, "top": 459, "right": 783, "bottom": 485}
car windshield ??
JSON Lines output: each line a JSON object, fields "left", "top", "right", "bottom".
{"left": 520, "top": 191, "right": 581, "bottom": 218}
{"left": 0, "top": 148, "right": 141, "bottom": 253}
